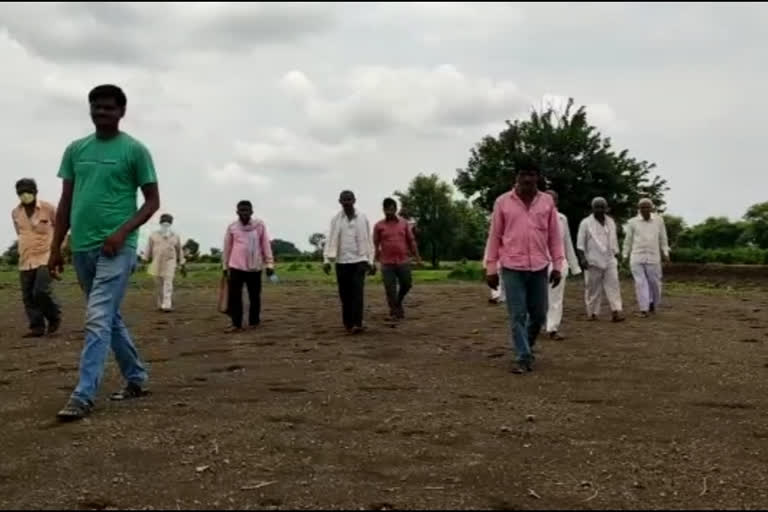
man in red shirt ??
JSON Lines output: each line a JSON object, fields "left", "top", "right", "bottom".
{"left": 373, "top": 198, "right": 421, "bottom": 320}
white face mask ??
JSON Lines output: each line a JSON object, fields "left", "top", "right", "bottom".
{"left": 160, "top": 222, "right": 172, "bottom": 234}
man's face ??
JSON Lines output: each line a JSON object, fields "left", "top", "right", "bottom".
{"left": 90, "top": 97, "right": 124, "bottom": 129}
{"left": 639, "top": 203, "right": 653, "bottom": 220}
{"left": 339, "top": 193, "right": 356, "bottom": 211}
{"left": 16, "top": 184, "right": 36, "bottom": 205}
{"left": 516, "top": 170, "right": 539, "bottom": 195}
{"left": 237, "top": 204, "right": 253, "bottom": 223}
{"left": 593, "top": 202, "right": 607, "bottom": 217}
{"left": 384, "top": 205, "right": 397, "bottom": 219}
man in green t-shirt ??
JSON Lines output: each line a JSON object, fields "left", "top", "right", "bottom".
{"left": 48, "top": 84, "right": 160, "bottom": 422}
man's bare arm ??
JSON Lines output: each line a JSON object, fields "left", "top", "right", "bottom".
{"left": 119, "top": 183, "right": 160, "bottom": 237}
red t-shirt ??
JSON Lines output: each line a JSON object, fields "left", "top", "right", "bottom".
{"left": 373, "top": 217, "right": 415, "bottom": 265}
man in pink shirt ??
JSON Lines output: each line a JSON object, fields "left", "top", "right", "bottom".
{"left": 484, "top": 157, "right": 564, "bottom": 374}
{"left": 373, "top": 197, "right": 421, "bottom": 320}
{"left": 222, "top": 200, "right": 274, "bottom": 332}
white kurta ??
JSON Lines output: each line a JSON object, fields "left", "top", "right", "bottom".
{"left": 577, "top": 215, "right": 622, "bottom": 316}
{"left": 546, "top": 213, "right": 582, "bottom": 332}
{"left": 623, "top": 214, "right": 670, "bottom": 312}
{"left": 146, "top": 230, "right": 185, "bottom": 310}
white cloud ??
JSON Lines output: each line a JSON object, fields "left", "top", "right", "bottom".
{"left": 281, "top": 65, "right": 530, "bottom": 143}
{"left": 1, "top": 1, "right": 767, "bottom": 254}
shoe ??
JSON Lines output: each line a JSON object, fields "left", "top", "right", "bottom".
{"left": 510, "top": 360, "right": 533, "bottom": 375}
{"left": 612, "top": 312, "right": 626, "bottom": 323}
{"left": 57, "top": 399, "right": 93, "bottom": 422}
{"left": 47, "top": 318, "right": 62, "bottom": 335}
{"left": 548, "top": 331, "right": 565, "bottom": 341}
{"left": 110, "top": 382, "right": 150, "bottom": 401}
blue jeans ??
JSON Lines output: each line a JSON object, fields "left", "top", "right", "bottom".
{"left": 501, "top": 268, "right": 549, "bottom": 364}
{"left": 70, "top": 247, "right": 147, "bottom": 405}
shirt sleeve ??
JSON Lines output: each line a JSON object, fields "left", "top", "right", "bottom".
{"left": 576, "top": 220, "right": 587, "bottom": 252}
{"left": 11, "top": 210, "right": 20, "bottom": 235}
{"left": 659, "top": 217, "right": 670, "bottom": 258}
{"left": 548, "top": 203, "right": 565, "bottom": 269}
{"left": 132, "top": 141, "right": 158, "bottom": 187}
{"left": 562, "top": 218, "right": 581, "bottom": 274}
{"left": 57, "top": 143, "right": 75, "bottom": 181}
{"left": 176, "top": 236, "right": 185, "bottom": 266}
{"left": 622, "top": 220, "right": 634, "bottom": 260}
{"left": 484, "top": 199, "right": 504, "bottom": 275}
{"left": 261, "top": 223, "right": 275, "bottom": 268}
{"left": 222, "top": 225, "right": 233, "bottom": 270}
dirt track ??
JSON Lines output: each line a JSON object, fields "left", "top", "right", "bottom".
{"left": 1, "top": 277, "right": 768, "bottom": 510}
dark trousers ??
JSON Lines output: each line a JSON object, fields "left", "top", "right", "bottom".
{"left": 20, "top": 266, "right": 61, "bottom": 331}
{"left": 381, "top": 264, "right": 412, "bottom": 313}
{"left": 501, "top": 268, "right": 549, "bottom": 363}
{"left": 335, "top": 262, "right": 367, "bottom": 329}
{"left": 228, "top": 269, "right": 262, "bottom": 328}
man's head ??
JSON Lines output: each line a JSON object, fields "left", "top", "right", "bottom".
{"left": 339, "top": 190, "right": 356, "bottom": 214}
{"left": 545, "top": 189, "right": 559, "bottom": 207}
{"left": 89, "top": 84, "right": 127, "bottom": 131}
{"left": 515, "top": 155, "right": 541, "bottom": 197}
{"left": 15, "top": 178, "right": 37, "bottom": 205}
{"left": 638, "top": 198, "right": 654, "bottom": 220}
{"left": 160, "top": 213, "right": 174, "bottom": 226}
{"left": 236, "top": 200, "right": 253, "bottom": 224}
{"left": 591, "top": 197, "right": 608, "bottom": 219}
{"left": 382, "top": 197, "right": 398, "bottom": 220}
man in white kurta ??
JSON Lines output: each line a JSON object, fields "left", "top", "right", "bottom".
{"left": 622, "top": 199, "right": 670, "bottom": 317}
{"left": 146, "top": 214, "right": 185, "bottom": 312}
{"left": 576, "top": 198, "right": 625, "bottom": 322}
{"left": 544, "top": 190, "right": 582, "bottom": 339}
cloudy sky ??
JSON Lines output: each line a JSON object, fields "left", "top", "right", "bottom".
{"left": 1, "top": 2, "right": 766, "bottom": 253}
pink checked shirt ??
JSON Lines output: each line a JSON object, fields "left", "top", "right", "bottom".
{"left": 484, "top": 190, "right": 564, "bottom": 275}
{"left": 222, "top": 219, "right": 274, "bottom": 272}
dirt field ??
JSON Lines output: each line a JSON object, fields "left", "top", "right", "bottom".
{"left": 1, "top": 276, "right": 768, "bottom": 510}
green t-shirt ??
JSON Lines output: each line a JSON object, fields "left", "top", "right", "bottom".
{"left": 57, "top": 132, "right": 158, "bottom": 252}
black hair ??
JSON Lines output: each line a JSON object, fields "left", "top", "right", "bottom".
{"left": 237, "top": 200, "right": 253, "bottom": 209}
{"left": 339, "top": 190, "right": 355, "bottom": 198}
{"left": 383, "top": 197, "right": 397, "bottom": 209}
{"left": 15, "top": 178, "right": 37, "bottom": 192}
{"left": 88, "top": 84, "right": 127, "bottom": 108}
{"left": 160, "top": 213, "right": 174, "bottom": 221}
{"left": 515, "top": 154, "right": 541, "bottom": 175}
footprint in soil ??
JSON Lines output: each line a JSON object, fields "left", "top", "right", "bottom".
{"left": 740, "top": 338, "right": 762, "bottom": 343}
{"left": 0, "top": 379, "right": 11, "bottom": 387}
{"left": 691, "top": 400, "right": 755, "bottom": 410}
{"left": 369, "top": 502, "right": 394, "bottom": 511}
{"left": 211, "top": 365, "right": 245, "bottom": 373}
{"left": 77, "top": 498, "right": 116, "bottom": 510}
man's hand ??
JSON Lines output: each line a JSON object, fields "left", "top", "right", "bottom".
{"left": 180, "top": 265, "right": 187, "bottom": 278}
{"left": 578, "top": 257, "right": 589, "bottom": 271}
{"left": 367, "top": 263, "right": 377, "bottom": 276}
{"left": 413, "top": 256, "right": 423, "bottom": 267}
{"left": 222, "top": 268, "right": 229, "bottom": 278}
{"left": 323, "top": 263, "right": 332, "bottom": 275}
{"left": 48, "top": 247, "right": 64, "bottom": 279}
{"left": 662, "top": 253, "right": 671, "bottom": 264}
{"left": 102, "top": 229, "right": 128, "bottom": 258}
{"left": 266, "top": 267, "right": 275, "bottom": 277}
{"left": 486, "top": 273, "right": 500, "bottom": 291}
{"left": 549, "top": 269, "right": 562, "bottom": 289}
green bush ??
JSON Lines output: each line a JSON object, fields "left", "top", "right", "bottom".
{"left": 287, "top": 262, "right": 303, "bottom": 272}
{"left": 447, "top": 262, "right": 485, "bottom": 281}
{"left": 671, "top": 247, "right": 768, "bottom": 265}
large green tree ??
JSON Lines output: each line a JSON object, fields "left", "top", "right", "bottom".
{"left": 454, "top": 98, "right": 668, "bottom": 237}
{"left": 678, "top": 217, "right": 747, "bottom": 249}
{"left": 395, "top": 173, "right": 458, "bottom": 268}
{"left": 662, "top": 214, "right": 686, "bottom": 249}
{"left": 742, "top": 202, "right": 768, "bottom": 249}
{"left": 183, "top": 238, "right": 200, "bottom": 262}
{"left": 2, "top": 241, "right": 19, "bottom": 266}
{"left": 448, "top": 200, "right": 488, "bottom": 261}
{"left": 271, "top": 239, "right": 301, "bottom": 257}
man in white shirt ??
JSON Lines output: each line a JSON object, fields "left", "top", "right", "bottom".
{"left": 576, "top": 197, "right": 625, "bottom": 323}
{"left": 145, "top": 213, "right": 185, "bottom": 312}
{"left": 622, "top": 198, "right": 670, "bottom": 317}
{"left": 544, "top": 190, "right": 582, "bottom": 339}
{"left": 323, "top": 190, "right": 376, "bottom": 334}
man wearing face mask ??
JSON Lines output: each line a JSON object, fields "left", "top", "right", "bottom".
{"left": 11, "top": 178, "right": 62, "bottom": 337}
{"left": 145, "top": 213, "right": 185, "bottom": 312}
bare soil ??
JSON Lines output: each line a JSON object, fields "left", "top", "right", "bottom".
{"left": 1, "top": 277, "right": 768, "bottom": 510}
